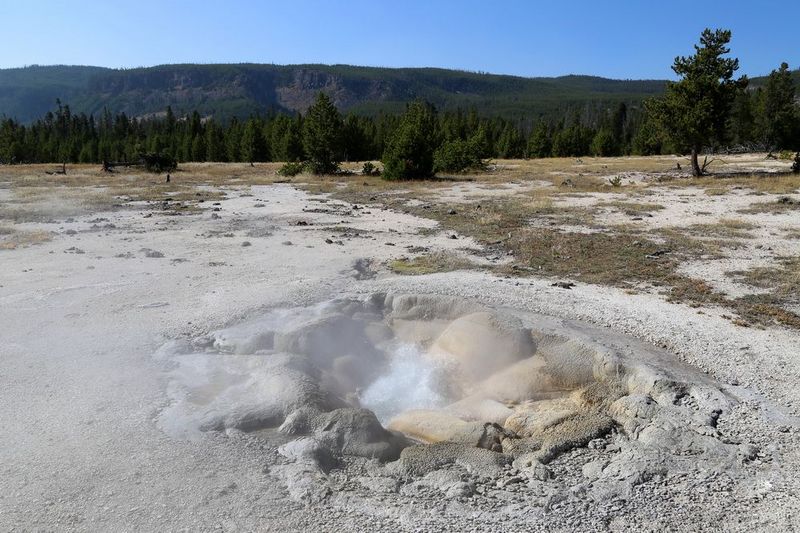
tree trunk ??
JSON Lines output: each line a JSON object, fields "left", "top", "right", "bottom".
{"left": 690, "top": 147, "right": 702, "bottom": 177}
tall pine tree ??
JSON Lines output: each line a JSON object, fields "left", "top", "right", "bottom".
{"left": 648, "top": 28, "right": 748, "bottom": 175}
{"left": 760, "top": 62, "right": 798, "bottom": 150}
{"left": 302, "top": 92, "right": 343, "bottom": 174}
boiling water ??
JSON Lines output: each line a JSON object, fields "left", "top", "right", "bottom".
{"left": 360, "top": 343, "right": 446, "bottom": 423}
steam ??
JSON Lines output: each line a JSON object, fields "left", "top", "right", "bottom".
{"left": 360, "top": 343, "right": 446, "bottom": 424}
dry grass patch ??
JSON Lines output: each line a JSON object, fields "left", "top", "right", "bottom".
{"left": 504, "top": 230, "right": 681, "bottom": 287}
{"left": 736, "top": 196, "right": 800, "bottom": 214}
{"left": 686, "top": 173, "right": 800, "bottom": 195}
{"left": 728, "top": 257, "right": 800, "bottom": 297}
{"left": 725, "top": 257, "right": 800, "bottom": 328}
{"left": 595, "top": 200, "right": 666, "bottom": 215}
{"left": 0, "top": 227, "right": 53, "bottom": 249}
{"left": 0, "top": 163, "right": 291, "bottom": 189}
{"left": 389, "top": 252, "right": 476, "bottom": 275}
{"left": 0, "top": 186, "right": 120, "bottom": 222}
{"left": 650, "top": 228, "right": 739, "bottom": 258}
{"left": 0, "top": 163, "right": 291, "bottom": 220}
{"left": 684, "top": 218, "right": 757, "bottom": 239}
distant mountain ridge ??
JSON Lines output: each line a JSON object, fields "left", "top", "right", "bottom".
{"left": 0, "top": 63, "right": 796, "bottom": 123}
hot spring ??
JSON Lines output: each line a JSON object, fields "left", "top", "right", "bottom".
{"left": 157, "top": 292, "right": 748, "bottom": 487}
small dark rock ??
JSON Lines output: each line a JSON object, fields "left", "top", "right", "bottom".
{"left": 646, "top": 249, "right": 670, "bottom": 259}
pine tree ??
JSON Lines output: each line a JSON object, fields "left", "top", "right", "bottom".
{"left": 590, "top": 128, "right": 616, "bottom": 156}
{"left": 191, "top": 134, "right": 206, "bottom": 161}
{"left": 631, "top": 113, "right": 665, "bottom": 155}
{"left": 165, "top": 106, "right": 176, "bottom": 134}
{"left": 760, "top": 62, "right": 798, "bottom": 150}
{"left": 225, "top": 118, "right": 242, "bottom": 161}
{"left": 382, "top": 101, "right": 438, "bottom": 180}
{"left": 648, "top": 28, "right": 748, "bottom": 175}
{"left": 342, "top": 114, "right": 371, "bottom": 162}
{"left": 610, "top": 102, "right": 628, "bottom": 153}
{"left": 527, "top": 122, "right": 552, "bottom": 158}
{"left": 240, "top": 118, "right": 268, "bottom": 164}
{"left": 496, "top": 123, "right": 525, "bottom": 158}
{"left": 205, "top": 120, "right": 226, "bottom": 161}
{"left": 303, "top": 92, "right": 344, "bottom": 174}
{"left": 730, "top": 90, "right": 756, "bottom": 145}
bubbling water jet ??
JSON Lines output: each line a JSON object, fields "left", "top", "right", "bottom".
{"left": 359, "top": 342, "right": 447, "bottom": 424}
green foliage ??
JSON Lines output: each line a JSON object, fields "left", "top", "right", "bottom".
{"left": 631, "top": 113, "right": 665, "bottom": 155}
{"left": 205, "top": 120, "right": 226, "bottom": 161}
{"left": 729, "top": 90, "right": 756, "bottom": 144}
{"left": 343, "top": 115, "right": 375, "bottom": 162}
{"left": 552, "top": 124, "right": 593, "bottom": 157}
{"left": 240, "top": 118, "right": 269, "bottom": 163}
{"left": 469, "top": 124, "right": 491, "bottom": 158}
{"left": 277, "top": 161, "right": 305, "bottom": 177}
{"left": 590, "top": 128, "right": 617, "bottom": 157}
{"left": 270, "top": 114, "right": 304, "bottom": 162}
{"left": 647, "top": 28, "right": 748, "bottom": 174}
{"left": 527, "top": 123, "right": 552, "bottom": 158}
{"left": 610, "top": 102, "right": 628, "bottom": 151}
{"left": 382, "top": 101, "right": 438, "bottom": 180}
{"left": 303, "top": 92, "right": 344, "bottom": 174}
{"left": 608, "top": 175, "right": 623, "bottom": 187}
{"left": 495, "top": 123, "right": 525, "bottom": 158}
{"left": 433, "top": 135, "right": 485, "bottom": 173}
{"left": 225, "top": 118, "right": 242, "bottom": 161}
{"left": 760, "top": 63, "right": 798, "bottom": 150}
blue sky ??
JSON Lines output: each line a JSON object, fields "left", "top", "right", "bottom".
{"left": 2, "top": 0, "right": 798, "bottom": 78}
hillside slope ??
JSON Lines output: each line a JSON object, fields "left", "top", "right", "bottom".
{"left": 0, "top": 64, "right": 669, "bottom": 122}
{"left": 0, "top": 63, "right": 795, "bottom": 123}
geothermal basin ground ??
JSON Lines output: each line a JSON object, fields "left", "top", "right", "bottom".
{"left": 1, "top": 155, "right": 800, "bottom": 531}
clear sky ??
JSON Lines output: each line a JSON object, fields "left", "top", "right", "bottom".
{"left": 2, "top": 0, "right": 798, "bottom": 79}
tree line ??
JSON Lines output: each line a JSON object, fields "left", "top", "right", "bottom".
{"left": 0, "top": 31, "right": 797, "bottom": 177}
{"left": 0, "top": 97, "right": 644, "bottom": 166}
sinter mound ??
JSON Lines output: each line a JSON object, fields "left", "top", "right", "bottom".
{"left": 158, "top": 293, "right": 751, "bottom": 502}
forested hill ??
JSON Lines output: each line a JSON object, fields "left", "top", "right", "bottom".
{"left": 0, "top": 63, "right": 671, "bottom": 123}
